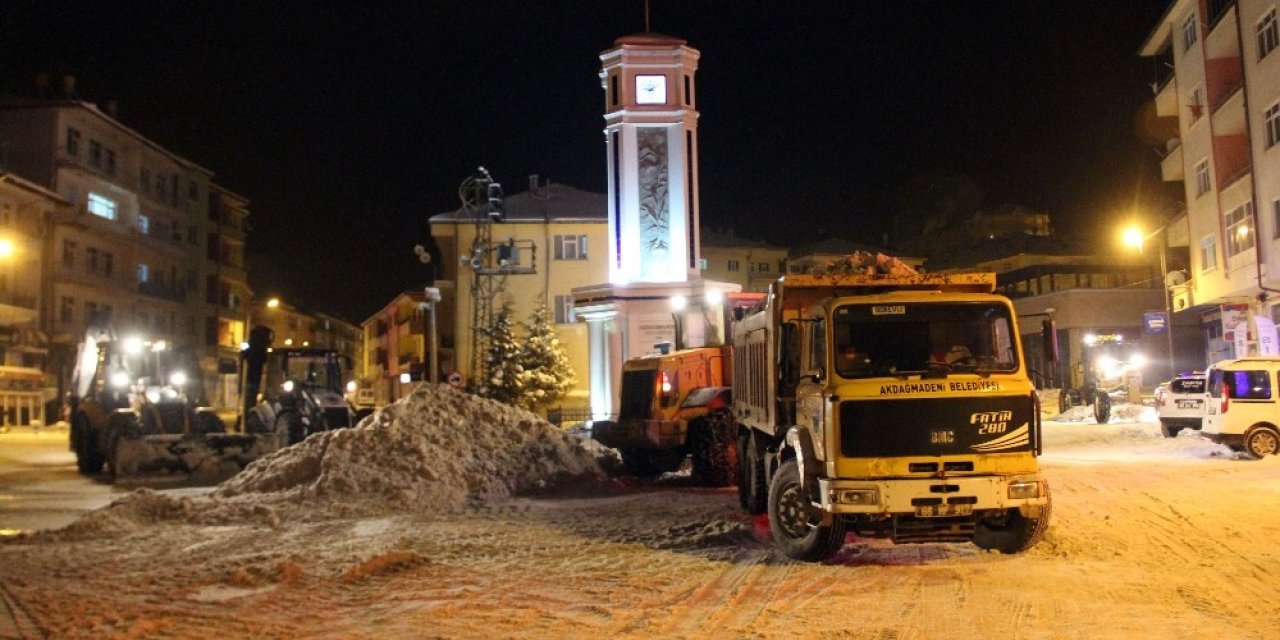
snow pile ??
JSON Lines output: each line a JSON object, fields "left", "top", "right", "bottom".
{"left": 213, "top": 383, "right": 603, "bottom": 512}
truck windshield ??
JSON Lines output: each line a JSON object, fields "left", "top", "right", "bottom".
{"left": 832, "top": 301, "right": 1018, "bottom": 379}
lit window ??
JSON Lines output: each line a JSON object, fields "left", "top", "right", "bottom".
{"left": 1194, "top": 159, "right": 1211, "bottom": 197}
{"left": 138, "top": 214, "right": 150, "bottom": 235}
{"left": 137, "top": 263, "right": 150, "bottom": 283}
{"left": 1200, "top": 235, "right": 1218, "bottom": 272}
{"left": 1182, "top": 13, "right": 1198, "bottom": 52}
{"left": 1265, "top": 102, "right": 1280, "bottom": 149}
{"left": 87, "top": 193, "right": 117, "bottom": 220}
{"left": 1224, "top": 202, "right": 1256, "bottom": 258}
{"left": 699, "top": 257, "right": 708, "bottom": 270}
{"left": 1259, "top": 8, "right": 1278, "bottom": 60}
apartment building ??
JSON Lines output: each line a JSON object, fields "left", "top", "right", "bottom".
{"left": 0, "top": 84, "right": 230, "bottom": 411}
{"left": 360, "top": 290, "right": 431, "bottom": 406}
{"left": 428, "top": 177, "right": 604, "bottom": 411}
{"left": 1141, "top": 0, "right": 1280, "bottom": 361}
{"left": 699, "top": 229, "right": 788, "bottom": 292}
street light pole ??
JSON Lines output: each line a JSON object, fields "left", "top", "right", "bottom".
{"left": 1127, "top": 225, "right": 1177, "bottom": 380}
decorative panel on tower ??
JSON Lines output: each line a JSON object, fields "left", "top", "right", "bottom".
{"left": 600, "top": 33, "right": 700, "bottom": 285}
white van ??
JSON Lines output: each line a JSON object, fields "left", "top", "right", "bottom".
{"left": 1203, "top": 357, "right": 1280, "bottom": 458}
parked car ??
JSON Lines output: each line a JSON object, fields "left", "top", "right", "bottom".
{"left": 1203, "top": 358, "right": 1280, "bottom": 458}
{"left": 1155, "top": 371, "right": 1207, "bottom": 438}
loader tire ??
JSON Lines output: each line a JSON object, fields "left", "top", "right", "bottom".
{"left": 275, "top": 412, "right": 304, "bottom": 447}
{"left": 689, "top": 412, "right": 738, "bottom": 487}
{"left": 1093, "top": 393, "right": 1111, "bottom": 424}
{"left": 73, "top": 412, "right": 105, "bottom": 475}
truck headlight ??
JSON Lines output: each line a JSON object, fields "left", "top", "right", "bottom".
{"left": 110, "top": 372, "right": 131, "bottom": 389}
{"left": 282, "top": 380, "right": 295, "bottom": 393}
{"left": 169, "top": 371, "right": 187, "bottom": 386}
{"left": 833, "top": 488, "right": 879, "bottom": 505}
{"left": 1008, "top": 480, "right": 1041, "bottom": 500}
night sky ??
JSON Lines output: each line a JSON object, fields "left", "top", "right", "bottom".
{"left": 1, "top": 1, "right": 1180, "bottom": 322}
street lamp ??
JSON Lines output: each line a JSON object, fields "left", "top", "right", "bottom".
{"left": 1123, "top": 224, "right": 1176, "bottom": 379}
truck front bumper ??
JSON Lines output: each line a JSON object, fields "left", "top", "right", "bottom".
{"left": 818, "top": 474, "right": 1049, "bottom": 518}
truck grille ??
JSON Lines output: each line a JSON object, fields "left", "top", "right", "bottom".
{"left": 619, "top": 370, "right": 656, "bottom": 421}
{"left": 839, "top": 395, "right": 1034, "bottom": 458}
{"left": 322, "top": 407, "right": 352, "bottom": 430}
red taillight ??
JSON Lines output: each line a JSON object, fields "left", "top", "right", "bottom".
{"left": 659, "top": 371, "right": 672, "bottom": 394}
{"left": 1220, "top": 380, "right": 1230, "bottom": 413}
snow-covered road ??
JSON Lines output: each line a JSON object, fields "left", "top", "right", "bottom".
{"left": 2, "top": 401, "right": 1278, "bottom": 639}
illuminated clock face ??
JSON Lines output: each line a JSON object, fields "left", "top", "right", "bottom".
{"left": 635, "top": 75, "right": 666, "bottom": 104}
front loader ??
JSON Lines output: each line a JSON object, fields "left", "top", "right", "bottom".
{"left": 67, "top": 323, "right": 274, "bottom": 481}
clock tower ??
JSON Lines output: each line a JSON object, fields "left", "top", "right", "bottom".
{"left": 599, "top": 33, "right": 701, "bottom": 284}
{"left": 574, "top": 33, "right": 739, "bottom": 421}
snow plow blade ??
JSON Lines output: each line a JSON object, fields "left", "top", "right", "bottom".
{"left": 112, "top": 434, "right": 277, "bottom": 484}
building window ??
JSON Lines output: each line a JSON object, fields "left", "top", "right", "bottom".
{"left": 66, "top": 127, "right": 80, "bottom": 156}
{"left": 1188, "top": 86, "right": 1205, "bottom": 123}
{"left": 1274, "top": 199, "right": 1280, "bottom": 240}
{"left": 187, "top": 224, "right": 197, "bottom": 244}
{"left": 1265, "top": 102, "right": 1280, "bottom": 149}
{"left": 138, "top": 214, "right": 150, "bottom": 235}
{"left": 103, "top": 253, "right": 113, "bottom": 277}
{"left": 88, "top": 140, "right": 102, "bottom": 167}
{"left": 554, "top": 234, "right": 588, "bottom": 260}
{"left": 756, "top": 262, "right": 770, "bottom": 273}
{"left": 141, "top": 168, "right": 150, "bottom": 192}
{"left": 728, "top": 260, "right": 740, "bottom": 272}
{"left": 137, "top": 263, "right": 150, "bottom": 283}
{"left": 1225, "top": 202, "right": 1256, "bottom": 258}
{"left": 1182, "top": 12, "right": 1199, "bottom": 52}
{"left": 60, "top": 296, "right": 74, "bottom": 323}
{"left": 554, "top": 295, "right": 576, "bottom": 324}
{"left": 62, "top": 240, "right": 76, "bottom": 267}
{"left": 699, "top": 257, "right": 708, "bottom": 270}
{"left": 105, "top": 149, "right": 116, "bottom": 175}
{"left": 189, "top": 181, "right": 199, "bottom": 200}
{"left": 1194, "top": 159, "right": 1211, "bottom": 197}
{"left": 88, "top": 192, "right": 117, "bottom": 220}
{"left": 86, "top": 247, "right": 99, "bottom": 273}
{"left": 1200, "top": 235, "right": 1218, "bottom": 272}
{"left": 1259, "top": 8, "right": 1279, "bottom": 60}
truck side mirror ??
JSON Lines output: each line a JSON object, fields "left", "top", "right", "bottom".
{"left": 1041, "top": 319, "right": 1059, "bottom": 362}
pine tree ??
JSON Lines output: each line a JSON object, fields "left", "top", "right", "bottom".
{"left": 518, "top": 303, "right": 576, "bottom": 411}
{"left": 477, "top": 306, "right": 524, "bottom": 405}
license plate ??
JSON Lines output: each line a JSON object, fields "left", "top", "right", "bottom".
{"left": 914, "top": 503, "right": 973, "bottom": 518}
{"left": 1178, "top": 400, "right": 1201, "bottom": 409}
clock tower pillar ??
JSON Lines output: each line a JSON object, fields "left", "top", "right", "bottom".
{"left": 599, "top": 33, "right": 701, "bottom": 284}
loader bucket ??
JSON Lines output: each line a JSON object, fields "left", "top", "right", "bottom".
{"left": 111, "top": 433, "right": 277, "bottom": 485}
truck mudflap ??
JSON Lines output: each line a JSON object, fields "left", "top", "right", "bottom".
{"left": 591, "top": 419, "right": 686, "bottom": 449}
{"left": 817, "top": 474, "right": 1049, "bottom": 518}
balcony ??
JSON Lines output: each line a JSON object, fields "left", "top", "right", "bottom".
{"left": 0, "top": 291, "right": 38, "bottom": 325}
{"left": 1154, "top": 76, "right": 1179, "bottom": 118}
{"left": 138, "top": 281, "right": 187, "bottom": 303}
{"left": 1160, "top": 139, "right": 1184, "bottom": 182}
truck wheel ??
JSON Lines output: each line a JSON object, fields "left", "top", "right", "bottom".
{"left": 620, "top": 448, "right": 659, "bottom": 478}
{"left": 974, "top": 484, "right": 1052, "bottom": 554}
{"left": 1244, "top": 426, "right": 1280, "bottom": 459}
{"left": 1159, "top": 419, "right": 1182, "bottom": 439}
{"left": 689, "top": 412, "right": 737, "bottom": 487}
{"left": 1093, "top": 394, "right": 1111, "bottom": 424}
{"left": 73, "top": 412, "right": 105, "bottom": 475}
{"left": 1058, "top": 390, "right": 1072, "bottom": 413}
{"left": 768, "top": 459, "right": 846, "bottom": 562}
{"left": 275, "top": 412, "right": 305, "bottom": 447}
{"left": 738, "top": 432, "right": 768, "bottom": 515}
